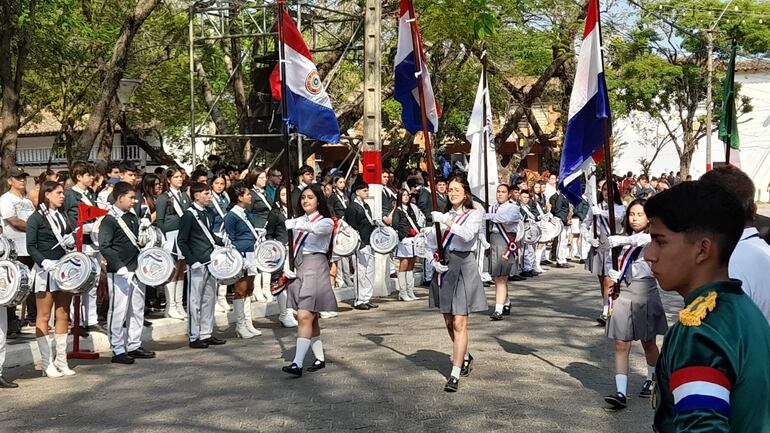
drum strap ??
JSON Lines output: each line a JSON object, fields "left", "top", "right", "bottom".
{"left": 292, "top": 213, "right": 324, "bottom": 256}
{"left": 169, "top": 190, "right": 185, "bottom": 216}
{"left": 521, "top": 205, "right": 536, "bottom": 222}
{"left": 335, "top": 191, "right": 348, "bottom": 209}
{"left": 73, "top": 186, "right": 95, "bottom": 207}
{"left": 39, "top": 206, "right": 68, "bottom": 250}
{"left": 401, "top": 205, "right": 419, "bottom": 232}
{"left": 440, "top": 209, "right": 473, "bottom": 251}
{"left": 252, "top": 187, "right": 273, "bottom": 211}
{"left": 233, "top": 208, "right": 261, "bottom": 241}
{"left": 188, "top": 207, "right": 219, "bottom": 247}
{"left": 110, "top": 208, "right": 140, "bottom": 250}
{"left": 354, "top": 199, "right": 374, "bottom": 226}
{"left": 211, "top": 193, "right": 227, "bottom": 218}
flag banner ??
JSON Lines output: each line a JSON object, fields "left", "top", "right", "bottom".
{"left": 394, "top": 0, "right": 441, "bottom": 134}
{"left": 269, "top": 9, "right": 340, "bottom": 143}
{"left": 558, "top": 0, "right": 611, "bottom": 205}
{"left": 719, "top": 42, "right": 741, "bottom": 168}
{"left": 77, "top": 202, "right": 108, "bottom": 252}
{"left": 466, "top": 64, "right": 497, "bottom": 205}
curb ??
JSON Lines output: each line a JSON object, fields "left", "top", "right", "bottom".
{"left": 4, "top": 285, "right": 356, "bottom": 371}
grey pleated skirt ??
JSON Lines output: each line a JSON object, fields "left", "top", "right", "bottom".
{"left": 287, "top": 253, "right": 338, "bottom": 313}
{"left": 606, "top": 278, "right": 668, "bottom": 341}
{"left": 488, "top": 233, "right": 514, "bottom": 277}
{"left": 429, "top": 250, "right": 488, "bottom": 315}
{"left": 585, "top": 246, "right": 610, "bottom": 277}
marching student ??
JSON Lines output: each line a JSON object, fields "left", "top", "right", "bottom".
{"left": 246, "top": 167, "right": 273, "bottom": 303}
{"left": 177, "top": 182, "right": 227, "bottom": 349}
{"left": 63, "top": 161, "right": 102, "bottom": 336}
{"left": 426, "top": 176, "right": 487, "bottom": 392}
{"left": 265, "top": 185, "right": 299, "bottom": 328}
{"left": 328, "top": 173, "right": 352, "bottom": 290}
{"left": 392, "top": 188, "right": 425, "bottom": 301}
{"left": 209, "top": 172, "right": 232, "bottom": 313}
{"left": 155, "top": 167, "right": 192, "bottom": 320}
{"left": 223, "top": 184, "right": 262, "bottom": 338}
{"left": 645, "top": 182, "right": 770, "bottom": 432}
{"left": 483, "top": 184, "right": 520, "bottom": 320}
{"left": 27, "top": 180, "right": 77, "bottom": 378}
{"left": 99, "top": 182, "right": 156, "bottom": 364}
{"left": 584, "top": 181, "right": 625, "bottom": 325}
{"left": 282, "top": 184, "right": 337, "bottom": 376}
{"left": 602, "top": 199, "right": 667, "bottom": 409}
{"left": 328, "top": 174, "right": 348, "bottom": 219}
{"left": 517, "top": 190, "right": 537, "bottom": 278}
{"left": 345, "top": 182, "right": 378, "bottom": 311}
{"left": 290, "top": 165, "right": 315, "bottom": 210}
{"left": 549, "top": 187, "right": 573, "bottom": 269}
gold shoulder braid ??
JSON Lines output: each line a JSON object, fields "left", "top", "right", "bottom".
{"left": 679, "top": 291, "right": 718, "bottom": 327}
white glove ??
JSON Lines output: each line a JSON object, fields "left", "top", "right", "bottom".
{"left": 81, "top": 222, "right": 94, "bottom": 234}
{"left": 284, "top": 268, "right": 297, "bottom": 279}
{"left": 479, "top": 238, "right": 491, "bottom": 250}
{"left": 587, "top": 237, "right": 600, "bottom": 248}
{"left": 607, "top": 235, "right": 629, "bottom": 249}
{"left": 41, "top": 260, "right": 56, "bottom": 271}
{"left": 284, "top": 218, "right": 298, "bottom": 230}
{"left": 483, "top": 213, "right": 495, "bottom": 221}
{"left": 607, "top": 269, "right": 621, "bottom": 283}
{"left": 374, "top": 219, "right": 386, "bottom": 228}
{"left": 630, "top": 232, "right": 651, "bottom": 246}
{"left": 62, "top": 234, "right": 76, "bottom": 249}
{"left": 591, "top": 205, "right": 602, "bottom": 215}
{"left": 431, "top": 211, "right": 450, "bottom": 225}
{"left": 116, "top": 266, "right": 130, "bottom": 276}
{"left": 432, "top": 261, "right": 449, "bottom": 274}
{"left": 292, "top": 220, "right": 311, "bottom": 232}
{"left": 191, "top": 262, "right": 203, "bottom": 270}
{"left": 139, "top": 218, "right": 152, "bottom": 230}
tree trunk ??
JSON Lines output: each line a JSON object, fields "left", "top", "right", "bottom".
{"left": 73, "top": 0, "right": 161, "bottom": 162}
{"left": 0, "top": 0, "right": 36, "bottom": 180}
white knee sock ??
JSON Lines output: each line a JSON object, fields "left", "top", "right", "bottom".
{"left": 310, "top": 336, "right": 325, "bottom": 362}
{"left": 494, "top": 304, "right": 503, "bottom": 314}
{"left": 292, "top": 337, "right": 311, "bottom": 368}
{"left": 450, "top": 366, "right": 461, "bottom": 379}
{"left": 615, "top": 374, "right": 628, "bottom": 396}
{"left": 647, "top": 364, "right": 655, "bottom": 381}
{"left": 504, "top": 298, "right": 511, "bottom": 307}
{"left": 602, "top": 303, "right": 609, "bottom": 316}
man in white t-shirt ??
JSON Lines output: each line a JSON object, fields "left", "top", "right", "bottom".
{"left": 0, "top": 166, "right": 34, "bottom": 388}
{"left": 701, "top": 166, "right": 770, "bottom": 324}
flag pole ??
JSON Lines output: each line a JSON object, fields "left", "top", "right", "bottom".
{"left": 480, "top": 48, "right": 492, "bottom": 259}
{"left": 406, "top": 0, "right": 444, "bottom": 263}
{"left": 276, "top": 0, "right": 296, "bottom": 271}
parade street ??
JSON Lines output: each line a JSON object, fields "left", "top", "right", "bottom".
{"left": 1, "top": 266, "right": 683, "bottom": 433}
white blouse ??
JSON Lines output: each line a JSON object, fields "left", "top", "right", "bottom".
{"left": 425, "top": 207, "right": 482, "bottom": 252}
{"left": 613, "top": 232, "right": 654, "bottom": 281}
{"left": 286, "top": 211, "right": 334, "bottom": 254}
{"left": 486, "top": 200, "right": 521, "bottom": 234}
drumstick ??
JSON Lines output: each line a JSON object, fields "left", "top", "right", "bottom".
{"left": 50, "top": 227, "right": 80, "bottom": 250}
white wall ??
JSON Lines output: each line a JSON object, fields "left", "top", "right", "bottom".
{"left": 614, "top": 70, "right": 770, "bottom": 202}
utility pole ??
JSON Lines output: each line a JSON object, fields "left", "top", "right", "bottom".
{"left": 363, "top": 0, "right": 388, "bottom": 295}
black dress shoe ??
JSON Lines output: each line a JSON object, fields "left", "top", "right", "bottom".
{"left": 520, "top": 271, "right": 536, "bottom": 278}
{"left": 306, "top": 359, "right": 326, "bottom": 372}
{"left": 555, "top": 263, "right": 573, "bottom": 268}
{"left": 354, "top": 303, "right": 370, "bottom": 310}
{"left": 143, "top": 320, "right": 153, "bottom": 327}
{"left": 510, "top": 275, "right": 526, "bottom": 281}
{"left": 461, "top": 354, "right": 473, "bottom": 377}
{"left": 596, "top": 314, "right": 608, "bottom": 326}
{"left": 444, "top": 376, "right": 459, "bottom": 392}
{"left": 502, "top": 305, "right": 511, "bottom": 316}
{"left": 76, "top": 326, "right": 90, "bottom": 338}
{"left": 189, "top": 339, "right": 209, "bottom": 349}
{"left": 639, "top": 380, "right": 654, "bottom": 398}
{"left": 127, "top": 347, "right": 156, "bottom": 359}
{"left": 282, "top": 363, "right": 303, "bottom": 376}
{"left": 111, "top": 353, "right": 135, "bottom": 364}
{"left": 203, "top": 337, "right": 226, "bottom": 345}
{"left": 0, "top": 375, "right": 18, "bottom": 388}
{"left": 420, "top": 280, "right": 431, "bottom": 287}
{"left": 578, "top": 259, "right": 585, "bottom": 264}
{"left": 365, "top": 302, "right": 379, "bottom": 309}
{"left": 88, "top": 324, "right": 108, "bottom": 334}
{"left": 542, "top": 259, "right": 554, "bottom": 265}
{"left": 490, "top": 311, "right": 504, "bottom": 321}
{"left": 604, "top": 392, "right": 627, "bottom": 409}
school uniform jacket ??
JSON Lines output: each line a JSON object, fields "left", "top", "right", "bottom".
{"left": 208, "top": 192, "right": 230, "bottom": 234}
{"left": 26, "top": 210, "right": 71, "bottom": 265}
{"left": 250, "top": 187, "right": 272, "bottom": 229}
{"left": 381, "top": 188, "right": 396, "bottom": 218}
{"left": 549, "top": 192, "right": 571, "bottom": 225}
{"left": 392, "top": 204, "right": 422, "bottom": 241}
{"left": 345, "top": 199, "right": 375, "bottom": 247}
{"left": 329, "top": 191, "right": 348, "bottom": 219}
{"left": 98, "top": 209, "right": 140, "bottom": 272}
{"left": 64, "top": 186, "right": 98, "bottom": 247}
{"left": 177, "top": 204, "right": 223, "bottom": 266}
{"left": 266, "top": 205, "right": 289, "bottom": 245}
{"left": 223, "top": 208, "right": 257, "bottom": 254}
{"left": 155, "top": 189, "right": 191, "bottom": 233}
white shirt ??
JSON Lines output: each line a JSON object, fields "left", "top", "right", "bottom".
{"left": 585, "top": 201, "right": 625, "bottom": 237}
{"left": 0, "top": 191, "right": 35, "bottom": 256}
{"left": 287, "top": 211, "right": 333, "bottom": 254}
{"left": 544, "top": 183, "right": 557, "bottom": 202}
{"left": 487, "top": 200, "right": 521, "bottom": 234}
{"left": 729, "top": 227, "right": 770, "bottom": 324}
{"left": 613, "top": 233, "right": 654, "bottom": 281}
{"left": 426, "top": 207, "right": 482, "bottom": 252}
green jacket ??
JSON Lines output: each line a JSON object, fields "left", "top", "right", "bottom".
{"left": 654, "top": 279, "right": 770, "bottom": 433}
{"left": 64, "top": 187, "right": 98, "bottom": 246}
{"left": 177, "top": 205, "right": 223, "bottom": 266}
{"left": 26, "top": 211, "right": 70, "bottom": 265}
{"left": 97, "top": 211, "right": 140, "bottom": 273}
{"left": 156, "top": 190, "right": 191, "bottom": 233}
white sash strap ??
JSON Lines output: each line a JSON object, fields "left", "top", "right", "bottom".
{"left": 355, "top": 199, "right": 374, "bottom": 225}
{"left": 401, "top": 205, "right": 419, "bottom": 232}
{"left": 211, "top": 193, "right": 226, "bottom": 218}
{"left": 187, "top": 207, "right": 218, "bottom": 247}
{"left": 169, "top": 190, "right": 184, "bottom": 216}
{"left": 40, "top": 205, "right": 67, "bottom": 248}
{"left": 233, "top": 209, "right": 261, "bottom": 240}
{"left": 336, "top": 191, "right": 348, "bottom": 209}
{"left": 110, "top": 208, "right": 140, "bottom": 250}
{"left": 252, "top": 187, "right": 273, "bottom": 211}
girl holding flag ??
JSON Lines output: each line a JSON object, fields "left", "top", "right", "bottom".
{"left": 602, "top": 199, "right": 667, "bottom": 409}
{"left": 426, "top": 176, "right": 487, "bottom": 392}
{"left": 482, "top": 184, "right": 521, "bottom": 321}
{"left": 281, "top": 184, "right": 337, "bottom": 376}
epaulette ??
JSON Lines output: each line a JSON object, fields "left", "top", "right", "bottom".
{"left": 679, "top": 291, "right": 718, "bottom": 327}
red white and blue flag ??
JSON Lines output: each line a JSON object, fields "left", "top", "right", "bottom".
{"left": 394, "top": 0, "right": 441, "bottom": 134}
{"left": 558, "top": 0, "right": 611, "bottom": 205}
{"left": 670, "top": 366, "right": 732, "bottom": 417}
{"left": 270, "top": 9, "right": 340, "bottom": 143}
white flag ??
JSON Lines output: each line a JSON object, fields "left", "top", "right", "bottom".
{"left": 466, "top": 67, "right": 497, "bottom": 205}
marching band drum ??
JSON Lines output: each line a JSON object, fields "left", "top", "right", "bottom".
{"left": 537, "top": 214, "right": 564, "bottom": 243}
{"left": 51, "top": 251, "right": 99, "bottom": 294}
{"left": 332, "top": 222, "right": 360, "bottom": 257}
{"left": 0, "top": 258, "right": 32, "bottom": 307}
{"left": 135, "top": 247, "right": 176, "bottom": 287}
{"left": 521, "top": 222, "right": 542, "bottom": 245}
{"left": 208, "top": 246, "right": 245, "bottom": 285}
{"left": 370, "top": 226, "right": 399, "bottom": 254}
{"left": 254, "top": 239, "right": 286, "bottom": 274}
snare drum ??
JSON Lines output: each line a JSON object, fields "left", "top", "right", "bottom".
{"left": 370, "top": 226, "right": 399, "bottom": 254}
{"left": 138, "top": 226, "right": 165, "bottom": 250}
{"left": 254, "top": 240, "right": 286, "bottom": 273}
{"left": 0, "top": 259, "right": 32, "bottom": 307}
{"left": 333, "top": 223, "right": 360, "bottom": 257}
{"left": 52, "top": 252, "right": 98, "bottom": 294}
{"left": 0, "top": 236, "right": 16, "bottom": 260}
{"left": 135, "top": 247, "right": 175, "bottom": 286}
{"left": 208, "top": 247, "right": 244, "bottom": 285}
{"left": 413, "top": 233, "right": 428, "bottom": 258}
{"left": 522, "top": 222, "right": 542, "bottom": 245}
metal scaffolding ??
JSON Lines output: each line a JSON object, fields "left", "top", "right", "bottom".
{"left": 187, "top": 0, "right": 363, "bottom": 167}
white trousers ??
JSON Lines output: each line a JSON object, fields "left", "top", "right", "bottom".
{"left": 521, "top": 243, "right": 535, "bottom": 272}
{"left": 187, "top": 266, "right": 216, "bottom": 341}
{"left": 107, "top": 274, "right": 146, "bottom": 355}
{"left": 556, "top": 227, "right": 569, "bottom": 264}
{"left": 354, "top": 246, "right": 375, "bottom": 305}
{"left": 424, "top": 255, "right": 435, "bottom": 282}
{"left": 0, "top": 307, "right": 6, "bottom": 376}
{"left": 73, "top": 251, "right": 100, "bottom": 326}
